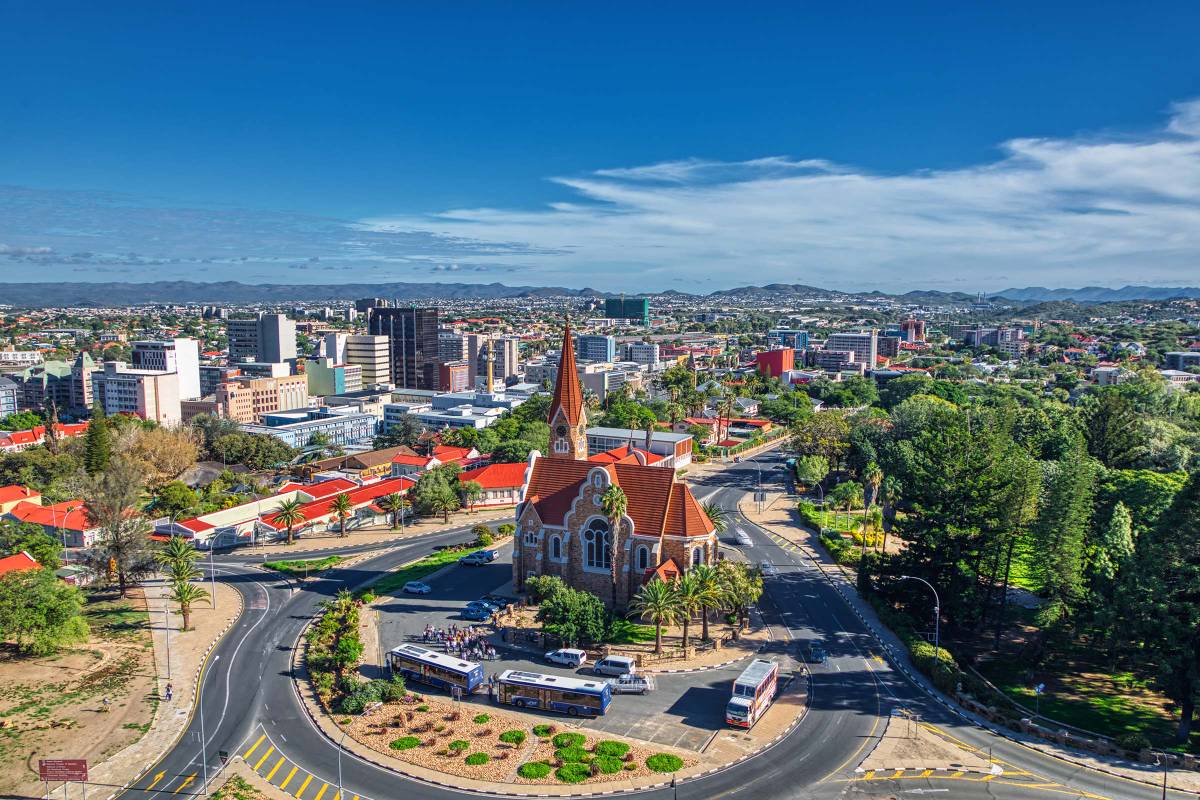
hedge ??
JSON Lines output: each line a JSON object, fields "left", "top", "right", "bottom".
{"left": 499, "top": 729, "right": 527, "bottom": 746}
{"left": 594, "top": 741, "right": 630, "bottom": 758}
{"left": 646, "top": 753, "right": 684, "bottom": 773}
{"left": 518, "top": 762, "right": 552, "bottom": 779}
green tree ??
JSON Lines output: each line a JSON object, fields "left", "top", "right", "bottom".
{"left": 459, "top": 479, "right": 483, "bottom": 512}
{"left": 412, "top": 469, "right": 460, "bottom": 522}
{"left": 0, "top": 567, "right": 89, "bottom": 655}
{"left": 793, "top": 455, "right": 829, "bottom": 496}
{"left": 790, "top": 411, "right": 851, "bottom": 469}
{"left": 1031, "top": 439, "right": 1097, "bottom": 639}
{"left": 83, "top": 403, "right": 112, "bottom": 475}
{"left": 689, "top": 563, "right": 723, "bottom": 642}
{"left": 600, "top": 485, "right": 627, "bottom": 607}
{"left": 272, "top": 497, "right": 306, "bottom": 545}
{"left": 716, "top": 561, "right": 762, "bottom": 639}
{"left": 0, "top": 521, "right": 64, "bottom": 570}
{"left": 630, "top": 578, "right": 680, "bottom": 654}
{"left": 1092, "top": 501, "right": 1134, "bottom": 585}
{"left": 536, "top": 586, "right": 609, "bottom": 646}
{"left": 700, "top": 501, "right": 728, "bottom": 533}
{"left": 378, "top": 492, "right": 410, "bottom": 529}
{"left": 330, "top": 493, "right": 354, "bottom": 537}
{"left": 156, "top": 535, "right": 200, "bottom": 576}
{"left": 155, "top": 481, "right": 198, "bottom": 518}
{"left": 1084, "top": 391, "right": 1146, "bottom": 469}
{"left": 169, "top": 580, "right": 211, "bottom": 631}
{"left": 0, "top": 410, "right": 43, "bottom": 431}
{"left": 674, "top": 572, "right": 705, "bottom": 651}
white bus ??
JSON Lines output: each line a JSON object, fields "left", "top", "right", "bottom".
{"left": 388, "top": 644, "right": 485, "bottom": 693}
{"left": 494, "top": 670, "right": 613, "bottom": 716}
{"left": 725, "top": 658, "right": 779, "bottom": 728}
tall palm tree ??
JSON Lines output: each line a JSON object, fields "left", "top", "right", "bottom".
{"left": 156, "top": 535, "right": 199, "bottom": 574}
{"left": 674, "top": 572, "right": 705, "bottom": 651}
{"left": 690, "top": 563, "right": 723, "bottom": 642}
{"left": 700, "top": 501, "right": 729, "bottom": 533}
{"left": 170, "top": 580, "right": 211, "bottom": 631}
{"left": 630, "top": 578, "right": 681, "bottom": 655}
{"left": 273, "top": 497, "right": 306, "bottom": 546}
{"left": 329, "top": 493, "right": 354, "bottom": 538}
{"left": 861, "top": 462, "right": 883, "bottom": 557}
{"left": 879, "top": 476, "right": 901, "bottom": 553}
{"left": 600, "top": 485, "right": 628, "bottom": 607}
{"left": 378, "top": 492, "right": 409, "bottom": 529}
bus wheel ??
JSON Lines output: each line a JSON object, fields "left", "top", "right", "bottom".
{"left": 514, "top": 699, "right": 525, "bottom": 708}
{"left": 567, "top": 707, "right": 579, "bottom": 717}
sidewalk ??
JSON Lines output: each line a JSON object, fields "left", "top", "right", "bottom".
{"left": 739, "top": 490, "right": 1200, "bottom": 794}
{"left": 62, "top": 578, "right": 243, "bottom": 800}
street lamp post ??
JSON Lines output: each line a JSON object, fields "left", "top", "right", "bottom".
{"left": 339, "top": 703, "right": 379, "bottom": 800}
{"left": 898, "top": 575, "right": 941, "bottom": 676}
{"left": 208, "top": 545, "right": 217, "bottom": 610}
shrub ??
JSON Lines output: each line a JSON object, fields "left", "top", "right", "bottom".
{"left": 1117, "top": 732, "right": 1152, "bottom": 752}
{"left": 552, "top": 732, "right": 586, "bottom": 749}
{"left": 497, "top": 523, "right": 516, "bottom": 537}
{"left": 499, "top": 730, "right": 527, "bottom": 746}
{"left": 380, "top": 676, "right": 407, "bottom": 701}
{"left": 449, "top": 739, "right": 470, "bottom": 753}
{"left": 416, "top": 704, "right": 429, "bottom": 712}
{"left": 533, "top": 724, "right": 555, "bottom": 738}
{"left": 593, "top": 755, "right": 623, "bottom": 774}
{"left": 555, "top": 746, "right": 590, "bottom": 763}
{"left": 465, "top": 752, "right": 490, "bottom": 766}
{"left": 434, "top": 724, "right": 446, "bottom": 733}
{"left": 473, "top": 713, "right": 491, "bottom": 724}
{"left": 623, "top": 761, "right": 637, "bottom": 771}
{"left": 358, "top": 589, "right": 377, "bottom": 604}
{"left": 555, "top": 762, "right": 591, "bottom": 783}
{"left": 796, "top": 500, "right": 822, "bottom": 529}
{"left": 594, "top": 741, "right": 630, "bottom": 758}
{"left": 389, "top": 736, "right": 421, "bottom": 751}
{"left": 525, "top": 574, "right": 568, "bottom": 604}
{"left": 646, "top": 753, "right": 684, "bottom": 773}
{"left": 518, "top": 761, "right": 552, "bottom": 779}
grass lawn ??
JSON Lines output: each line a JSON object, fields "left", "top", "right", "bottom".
{"left": 606, "top": 618, "right": 656, "bottom": 645}
{"left": 1004, "top": 535, "right": 1042, "bottom": 592}
{"left": 371, "top": 545, "right": 485, "bottom": 596}
{"left": 263, "top": 555, "right": 345, "bottom": 577}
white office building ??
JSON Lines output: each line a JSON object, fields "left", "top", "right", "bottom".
{"left": 131, "top": 338, "right": 201, "bottom": 400}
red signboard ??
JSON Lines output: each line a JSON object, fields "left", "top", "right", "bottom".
{"left": 39, "top": 759, "right": 88, "bottom": 782}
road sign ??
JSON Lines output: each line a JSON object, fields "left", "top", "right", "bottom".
{"left": 39, "top": 759, "right": 88, "bottom": 782}
{"left": 219, "top": 750, "right": 230, "bottom": 765}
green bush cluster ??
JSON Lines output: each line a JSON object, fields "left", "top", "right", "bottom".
{"left": 465, "top": 752, "right": 490, "bottom": 766}
{"left": 389, "top": 736, "right": 420, "bottom": 751}
{"left": 449, "top": 740, "right": 470, "bottom": 753}
{"left": 499, "top": 729, "right": 527, "bottom": 746}
{"left": 532, "top": 724, "right": 555, "bottom": 738}
{"left": 518, "top": 761, "right": 552, "bottom": 779}
{"left": 307, "top": 590, "right": 380, "bottom": 710}
{"left": 554, "top": 763, "right": 591, "bottom": 783}
{"left": 593, "top": 741, "right": 630, "bottom": 758}
{"left": 551, "top": 732, "right": 585, "bottom": 749}
{"left": 473, "top": 714, "right": 491, "bottom": 724}
{"left": 338, "top": 675, "right": 407, "bottom": 713}
{"left": 555, "top": 746, "right": 590, "bottom": 763}
{"left": 646, "top": 753, "right": 684, "bottom": 773}
{"left": 593, "top": 755, "right": 624, "bottom": 774}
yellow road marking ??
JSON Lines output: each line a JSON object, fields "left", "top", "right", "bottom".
{"left": 253, "top": 745, "right": 275, "bottom": 771}
{"left": 919, "top": 769, "right": 932, "bottom": 777}
{"left": 266, "top": 756, "right": 286, "bottom": 781}
{"left": 243, "top": 734, "right": 266, "bottom": 760}
{"left": 313, "top": 782, "right": 328, "bottom": 800}
{"left": 173, "top": 774, "right": 196, "bottom": 794}
{"left": 981, "top": 773, "right": 996, "bottom": 781}
{"left": 891, "top": 769, "right": 904, "bottom": 778}
{"left": 950, "top": 770, "right": 964, "bottom": 777}
{"left": 146, "top": 771, "right": 166, "bottom": 790}
{"left": 333, "top": 792, "right": 341, "bottom": 800}
{"left": 295, "top": 773, "right": 313, "bottom": 798}
{"left": 863, "top": 770, "right": 874, "bottom": 779}
{"left": 280, "top": 766, "right": 299, "bottom": 789}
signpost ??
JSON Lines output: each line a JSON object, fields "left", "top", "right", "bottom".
{"left": 39, "top": 759, "right": 87, "bottom": 800}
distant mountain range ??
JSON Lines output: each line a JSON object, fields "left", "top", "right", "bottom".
{"left": 1, "top": 280, "right": 1198, "bottom": 307}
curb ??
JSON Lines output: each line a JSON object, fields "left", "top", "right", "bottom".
{"left": 229, "top": 513, "right": 514, "bottom": 557}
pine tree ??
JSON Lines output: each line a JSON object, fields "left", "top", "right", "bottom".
{"left": 83, "top": 403, "right": 112, "bottom": 475}
{"left": 1084, "top": 391, "right": 1146, "bottom": 469}
{"left": 1092, "top": 502, "right": 1134, "bottom": 584}
{"left": 1032, "top": 437, "right": 1097, "bottom": 637}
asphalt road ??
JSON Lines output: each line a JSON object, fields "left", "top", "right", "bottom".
{"left": 104, "top": 454, "right": 1194, "bottom": 800}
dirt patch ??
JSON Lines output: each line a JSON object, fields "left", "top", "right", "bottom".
{"left": 340, "top": 693, "right": 695, "bottom": 786}
{"left": 0, "top": 589, "right": 157, "bottom": 797}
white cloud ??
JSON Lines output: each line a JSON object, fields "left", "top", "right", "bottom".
{"left": 360, "top": 98, "right": 1200, "bottom": 291}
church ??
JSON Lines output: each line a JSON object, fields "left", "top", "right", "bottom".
{"left": 512, "top": 321, "right": 718, "bottom": 608}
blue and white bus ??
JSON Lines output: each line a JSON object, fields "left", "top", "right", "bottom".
{"left": 494, "top": 669, "right": 612, "bottom": 716}
{"left": 388, "top": 644, "right": 485, "bottom": 693}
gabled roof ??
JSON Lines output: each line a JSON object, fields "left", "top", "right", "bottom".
{"left": 259, "top": 476, "right": 415, "bottom": 530}
{"left": 7, "top": 500, "right": 91, "bottom": 531}
{"left": 522, "top": 457, "right": 712, "bottom": 540}
{"left": 0, "top": 551, "right": 39, "bottom": 576}
{"left": 459, "top": 462, "right": 527, "bottom": 490}
{"left": 0, "top": 485, "right": 39, "bottom": 504}
{"left": 432, "top": 445, "right": 476, "bottom": 464}
{"left": 548, "top": 319, "right": 583, "bottom": 426}
{"left": 588, "top": 445, "right": 664, "bottom": 466}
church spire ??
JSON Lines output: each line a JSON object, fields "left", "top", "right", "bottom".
{"left": 547, "top": 316, "right": 586, "bottom": 459}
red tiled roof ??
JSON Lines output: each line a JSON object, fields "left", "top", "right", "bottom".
{"left": 683, "top": 417, "right": 718, "bottom": 426}
{"left": 7, "top": 500, "right": 91, "bottom": 531}
{"left": 0, "top": 485, "right": 39, "bottom": 504}
{"left": 391, "top": 454, "right": 435, "bottom": 467}
{"left": 178, "top": 518, "right": 215, "bottom": 533}
{"left": 548, "top": 320, "right": 583, "bottom": 426}
{"left": 259, "top": 476, "right": 414, "bottom": 530}
{"left": 459, "top": 462, "right": 527, "bottom": 490}
{"left": 522, "top": 457, "right": 712, "bottom": 540}
{"left": 588, "top": 445, "right": 664, "bottom": 466}
{"left": 432, "top": 446, "right": 475, "bottom": 464}
{"left": 0, "top": 551, "right": 39, "bottom": 575}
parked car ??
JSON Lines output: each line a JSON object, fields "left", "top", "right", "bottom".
{"left": 465, "top": 600, "right": 499, "bottom": 613}
{"left": 735, "top": 530, "right": 753, "bottom": 547}
{"left": 461, "top": 607, "right": 491, "bottom": 621}
{"left": 459, "top": 550, "right": 499, "bottom": 566}
{"left": 591, "top": 655, "right": 637, "bottom": 677}
{"left": 544, "top": 648, "right": 588, "bottom": 667}
{"left": 402, "top": 581, "right": 432, "bottom": 594}
{"left": 608, "top": 673, "right": 655, "bottom": 694}
{"left": 807, "top": 644, "right": 827, "bottom": 664}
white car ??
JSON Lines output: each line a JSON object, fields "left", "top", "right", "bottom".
{"left": 402, "top": 581, "right": 432, "bottom": 594}
{"left": 544, "top": 648, "right": 588, "bottom": 667}
{"left": 608, "top": 673, "right": 655, "bottom": 694}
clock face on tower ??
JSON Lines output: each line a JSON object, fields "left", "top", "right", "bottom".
{"left": 555, "top": 424, "right": 568, "bottom": 438}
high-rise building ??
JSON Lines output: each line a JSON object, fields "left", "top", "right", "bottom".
{"left": 367, "top": 307, "right": 439, "bottom": 390}
{"left": 344, "top": 335, "right": 391, "bottom": 386}
{"left": 878, "top": 335, "right": 901, "bottom": 359}
{"left": 91, "top": 362, "right": 182, "bottom": 426}
{"left": 439, "top": 331, "right": 468, "bottom": 362}
{"left": 899, "top": 319, "right": 926, "bottom": 343}
{"left": 226, "top": 314, "right": 296, "bottom": 363}
{"left": 604, "top": 297, "right": 651, "bottom": 326}
{"left": 755, "top": 348, "right": 794, "bottom": 378}
{"left": 438, "top": 361, "right": 471, "bottom": 393}
{"left": 624, "top": 342, "right": 661, "bottom": 368}
{"left": 575, "top": 335, "right": 617, "bottom": 363}
{"left": 825, "top": 331, "right": 878, "bottom": 370}
{"left": 0, "top": 377, "right": 17, "bottom": 417}
{"left": 131, "top": 338, "right": 201, "bottom": 400}
{"left": 1165, "top": 352, "right": 1200, "bottom": 371}
{"left": 306, "top": 358, "right": 363, "bottom": 396}
{"left": 767, "top": 329, "right": 810, "bottom": 351}
{"left": 473, "top": 337, "right": 521, "bottom": 388}
{"left": 355, "top": 297, "right": 389, "bottom": 313}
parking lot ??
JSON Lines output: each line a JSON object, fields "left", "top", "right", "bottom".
{"left": 372, "top": 542, "right": 762, "bottom": 751}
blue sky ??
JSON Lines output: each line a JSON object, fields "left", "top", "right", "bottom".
{"left": 1, "top": 2, "right": 1199, "bottom": 292}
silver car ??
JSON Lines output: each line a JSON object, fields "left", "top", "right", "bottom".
{"left": 608, "top": 673, "right": 655, "bottom": 694}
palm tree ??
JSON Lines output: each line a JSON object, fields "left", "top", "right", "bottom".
{"left": 879, "top": 476, "right": 901, "bottom": 553}
{"left": 170, "top": 580, "right": 211, "bottom": 631}
{"left": 273, "top": 497, "right": 306, "bottom": 545}
{"left": 600, "top": 485, "right": 628, "bottom": 607}
{"left": 630, "top": 578, "right": 681, "bottom": 655}
{"left": 674, "top": 572, "right": 705, "bottom": 651}
{"left": 717, "top": 561, "right": 763, "bottom": 639}
{"left": 329, "top": 493, "right": 354, "bottom": 538}
{"left": 700, "top": 501, "right": 729, "bottom": 533}
{"left": 690, "top": 563, "right": 723, "bottom": 642}
{"left": 378, "top": 492, "right": 409, "bottom": 529}
{"left": 156, "top": 535, "right": 199, "bottom": 574}
{"left": 861, "top": 462, "right": 883, "bottom": 557}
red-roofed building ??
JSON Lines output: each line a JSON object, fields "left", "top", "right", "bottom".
{"left": 0, "top": 485, "right": 41, "bottom": 515}
{"left": 458, "top": 462, "right": 528, "bottom": 508}
{"left": 0, "top": 551, "right": 39, "bottom": 576}
{"left": 587, "top": 445, "right": 667, "bottom": 467}
{"left": 4, "top": 499, "right": 100, "bottom": 549}
{"left": 0, "top": 422, "right": 89, "bottom": 453}
{"left": 513, "top": 321, "right": 717, "bottom": 609}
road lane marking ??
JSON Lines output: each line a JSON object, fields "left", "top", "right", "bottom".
{"left": 919, "top": 769, "right": 932, "bottom": 777}
{"left": 172, "top": 774, "right": 196, "bottom": 794}
{"left": 891, "top": 769, "right": 904, "bottom": 778}
{"left": 295, "top": 773, "right": 313, "bottom": 798}
{"left": 253, "top": 745, "right": 275, "bottom": 771}
{"left": 279, "top": 766, "right": 299, "bottom": 790}
{"left": 243, "top": 733, "right": 266, "bottom": 760}
{"left": 265, "top": 756, "right": 286, "bottom": 781}
{"left": 146, "top": 771, "right": 166, "bottom": 790}
{"left": 313, "top": 782, "right": 329, "bottom": 800}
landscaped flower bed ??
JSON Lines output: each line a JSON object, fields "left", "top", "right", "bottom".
{"left": 338, "top": 694, "right": 695, "bottom": 784}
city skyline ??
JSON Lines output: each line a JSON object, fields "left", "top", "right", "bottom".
{"left": 2, "top": 3, "right": 1199, "bottom": 291}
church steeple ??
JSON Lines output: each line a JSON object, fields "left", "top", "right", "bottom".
{"left": 547, "top": 317, "right": 587, "bottom": 460}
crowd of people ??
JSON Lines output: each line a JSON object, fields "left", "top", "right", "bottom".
{"left": 422, "top": 624, "right": 497, "bottom": 661}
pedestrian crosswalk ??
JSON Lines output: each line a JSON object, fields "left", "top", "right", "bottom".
{"left": 239, "top": 728, "right": 363, "bottom": 800}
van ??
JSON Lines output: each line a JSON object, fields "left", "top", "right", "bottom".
{"left": 591, "top": 655, "right": 637, "bottom": 677}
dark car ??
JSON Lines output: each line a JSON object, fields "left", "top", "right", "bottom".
{"left": 807, "top": 645, "right": 827, "bottom": 664}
